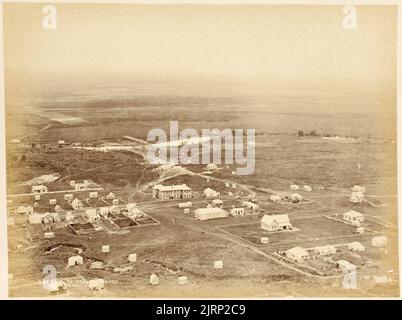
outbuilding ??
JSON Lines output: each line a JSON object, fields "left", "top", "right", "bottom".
{"left": 68, "top": 255, "right": 83, "bottom": 267}
{"left": 150, "top": 274, "right": 159, "bottom": 285}
{"left": 348, "top": 241, "right": 365, "bottom": 252}
{"left": 178, "top": 276, "right": 188, "bottom": 285}
{"left": 178, "top": 202, "right": 192, "bottom": 209}
{"left": 212, "top": 199, "right": 223, "bottom": 208}
{"left": 44, "top": 232, "right": 55, "bottom": 239}
{"left": 350, "top": 192, "right": 365, "bottom": 203}
{"left": 270, "top": 195, "right": 281, "bottom": 202}
{"left": 337, "top": 260, "right": 356, "bottom": 272}
{"left": 64, "top": 193, "right": 74, "bottom": 201}
{"left": 85, "top": 208, "right": 100, "bottom": 222}
{"left": 128, "top": 253, "right": 137, "bottom": 262}
{"left": 89, "top": 191, "right": 98, "bottom": 198}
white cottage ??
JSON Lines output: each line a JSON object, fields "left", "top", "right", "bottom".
{"left": 230, "top": 207, "right": 245, "bottom": 216}
{"left": 350, "top": 192, "right": 365, "bottom": 203}
{"left": 286, "top": 247, "right": 309, "bottom": 263}
{"left": 212, "top": 199, "right": 223, "bottom": 208}
{"left": 71, "top": 198, "right": 84, "bottom": 210}
{"left": 85, "top": 209, "right": 100, "bottom": 223}
{"left": 348, "top": 241, "right": 365, "bottom": 252}
{"left": 194, "top": 207, "right": 228, "bottom": 221}
{"left": 68, "top": 255, "right": 83, "bottom": 267}
{"left": 343, "top": 210, "right": 364, "bottom": 224}
{"left": 203, "top": 188, "right": 220, "bottom": 198}
{"left": 261, "top": 214, "right": 293, "bottom": 232}
{"left": 32, "top": 185, "right": 48, "bottom": 194}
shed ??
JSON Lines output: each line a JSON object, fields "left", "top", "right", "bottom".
{"left": 150, "top": 274, "right": 159, "bottom": 285}
{"left": 102, "top": 245, "right": 110, "bottom": 253}
{"left": 337, "top": 260, "right": 356, "bottom": 272}
{"left": 106, "top": 192, "right": 116, "bottom": 200}
{"left": 68, "top": 255, "right": 83, "bottom": 267}
{"left": 44, "top": 232, "right": 55, "bottom": 239}
{"left": 213, "top": 261, "right": 223, "bottom": 269}
{"left": 212, "top": 199, "right": 223, "bottom": 208}
{"left": 128, "top": 253, "right": 137, "bottom": 262}
{"left": 178, "top": 202, "right": 192, "bottom": 209}
{"left": 178, "top": 276, "right": 188, "bottom": 285}
{"left": 64, "top": 194, "right": 74, "bottom": 201}
{"left": 49, "top": 199, "right": 57, "bottom": 205}
{"left": 85, "top": 209, "right": 100, "bottom": 222}
{"left": 260, "top": 237, "right": 269, "bottom": 244}
{"left": 89, "top": 191, "right": 98, "bottom": 198}
{"left": 270, "top": 195, "right": 281, "bottom": 202}
{"left": 348, "top": 241, "right": 365, "bottom": 252}
{"left": 355, "top": 227, "right": 365, "bottom": 234}
{"left": 90, "top": 261, "right": 104, "bottom": 269}
{"left": 290, "top": 184, "right": 299, "bottom": 190}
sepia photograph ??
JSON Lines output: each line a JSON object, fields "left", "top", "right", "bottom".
{"left": 1, "top": 1, "right": 400, "bottom": 299}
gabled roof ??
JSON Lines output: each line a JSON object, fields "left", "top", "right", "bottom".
{"left": 343, "top": 210, "right": 363, "bottom": 217}
{"left": 195, "top": 207, "right": 227, "bottom": 214}
{"left": 286, "top": 246, "right": 308, "bottom": 257}
{"left": 153, "top": 184, "right": 191, "bottom": 191}
{"left": 261, "top": 214, "right": 291, "bottom": 226}
{"left": 71, "top": 198, "right": 82, "bottom": 205}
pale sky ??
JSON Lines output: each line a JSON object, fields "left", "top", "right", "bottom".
{"left": 3, "top": 4, "right": 397, "bottom": 90}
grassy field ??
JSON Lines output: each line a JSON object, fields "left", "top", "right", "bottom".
{"left": 6, "top": 92, "right": 399, "bottom": 297}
